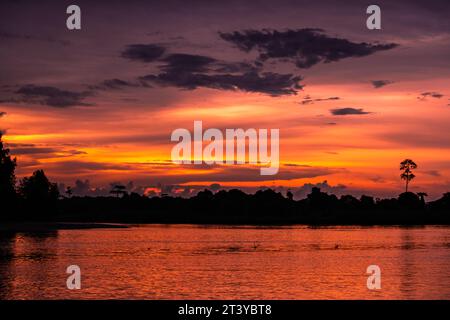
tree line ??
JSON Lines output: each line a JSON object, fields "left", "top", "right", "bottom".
{"left": 1, "top": 134, "right": 449, "bottom": 224}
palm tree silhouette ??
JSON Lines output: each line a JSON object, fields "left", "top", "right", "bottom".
{"left": 400, "top": 159, "right": 417, "bottom": 193}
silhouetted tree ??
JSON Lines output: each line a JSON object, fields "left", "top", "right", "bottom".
{"left": 1, "top": 141, "right": 449, "bottom": 224}
{"left": 196, "top": 189, "right": 214, "bottom": 200}
{"left": 44, "top": 183, "right": 450, "bottom": 224}
{"left": 360, "top": 195, "right": 375, "bottom": 207}
{"left": 398, "top": 192, "right": 422, "bottom": 212}
{"left": 400, "top": 159, "right": 417, "bottom": 192}
{"left": 417, "top": 192, "right": 428, "bottom": 204}
{"left": 65, "top": 186, "right": 73, "bottom": 198}
{"left": 18, "top": 170, "right": 59, "bottom": 218}
{"left": 0, "top": 133, "right": 17, "bottom": 201}
{"left": 286, "top": 190, "right": 294, "bottom": 201}
{"left": 19, "top": 170, "right": 59, "bottom": 202}
{"left": 110, "top": 184, "right": 127, "bottom": 197}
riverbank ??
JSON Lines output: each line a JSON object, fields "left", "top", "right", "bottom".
{"left": 0, "top": 222, "right": 129, "bottom": 232}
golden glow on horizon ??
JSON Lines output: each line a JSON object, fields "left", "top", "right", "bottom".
{"left": 2, "top": 77, "right": 450, "bottom": 198}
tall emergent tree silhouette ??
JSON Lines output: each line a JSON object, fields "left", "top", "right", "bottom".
{"left": 0, "top": 133, "right": 17, "bottom": 200}
{"left": 400, "top": 159, "right": 417, "bottom": 193}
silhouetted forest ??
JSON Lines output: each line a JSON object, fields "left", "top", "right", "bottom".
{"left": 1, "top": 134, "right": 449, "bottom": 225}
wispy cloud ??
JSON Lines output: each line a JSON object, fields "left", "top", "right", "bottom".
{"left": 371, "top": 80, "right": 394, "bottom": 88}
{"left": 330, "top": 108, "right": 371, "bottom": 116}
{"left": 418, "top": 91, "right": 444, "bottom": 100}
{"left": 301, "top": 96, "right": 340, "bottom": 105}
{"left": 1, "top": 85, "right": 94, "bottom": 108}
{"left": 121, "top": 44, "right": 166, "bottom": 63}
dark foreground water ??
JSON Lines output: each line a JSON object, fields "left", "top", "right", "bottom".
{"left": 0, "top": 225, "right": 449, "bottom": 299}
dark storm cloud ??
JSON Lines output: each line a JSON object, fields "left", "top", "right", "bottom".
{"left": 418, "top": 91, "right": 444, "bottom": 100}
{"left": 219, "top": 29, "right": 398, "bottom": 68}
{"left": 121, "top": 44, "right": 166, "bottom": 62}
{"left": 371, "top": 80, "right": 394, "bottom": 88}
{"left": 330, "top": 108, "right": 371, "bottom": 115}
{"left": 139, "top": 52, "right": 303, "bottom": 96}
{"left": 1, "top": 85, "right": 94, "bottom": 108}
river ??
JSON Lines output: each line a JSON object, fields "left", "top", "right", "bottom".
{"left": 0, "top": 225, "right": 448, "bottom": 299}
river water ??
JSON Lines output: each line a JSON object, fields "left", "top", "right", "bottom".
{"left": 0, "top": 225, "right": 449, "bottom": 299}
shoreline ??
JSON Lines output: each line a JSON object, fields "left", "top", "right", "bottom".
{"left": 0, "top": 221, "right": 449, "bottom": 232}
{"left": 0, "top": 222, "right": 129, "bottom": 232}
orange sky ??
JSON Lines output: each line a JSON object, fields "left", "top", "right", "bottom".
{"left": 1, "top": 1, "right": 449, "bottom": 199}
{"left": 2, "top": 78, "right": 450, "bottom": 198}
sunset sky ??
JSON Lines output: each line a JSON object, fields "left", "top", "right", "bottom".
{"left": 1, "top": 0, "right": 449, "bottom": 199}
